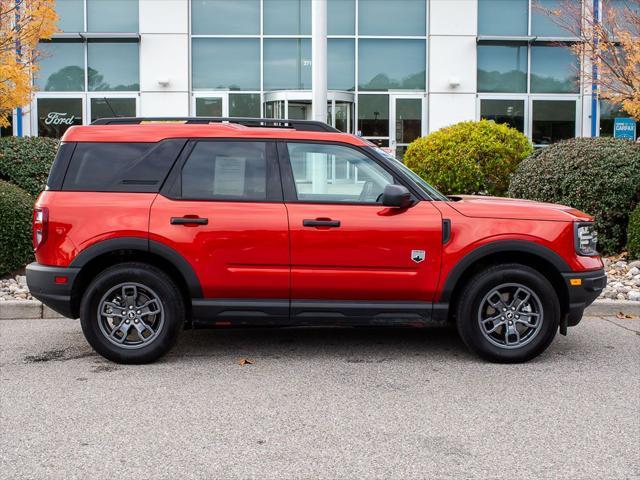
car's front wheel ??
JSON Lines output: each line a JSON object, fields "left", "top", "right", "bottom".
{"left": 456, "top": 264, "right": 560, "bottom": 363}
{"left": 80, "top": 262, "right": 185, "bottom": 364}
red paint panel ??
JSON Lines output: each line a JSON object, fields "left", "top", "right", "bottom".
{"left": 433, "top": 202, "right": 604, "bottom": 302}
{"left": 286, "top": 201, "right": 443, "bottom": 301}
{"left": 149, "top": 195, "right": 289, "bottom": 299}
{"left": 34, "top": 191, "right": 155, "bottom": 266}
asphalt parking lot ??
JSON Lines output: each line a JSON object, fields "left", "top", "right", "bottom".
{"left": 1, "top": 315, "right": 638, "bottom": 480}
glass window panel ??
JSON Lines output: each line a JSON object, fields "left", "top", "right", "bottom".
{"left": 286, "top": 143, "right": 393, "bottom": 203}
{"left": 90, "top": 98, "right": 136, "bottom": 122}
{"left": 532, "top": 100, "right": 576, "bottom": 145}
{"left": 358, "top": 39, "right": 425, "bottom": 91}
{"left": 599, "top": 100, "right": 638, "bottom": 137}
{"left": 477, "top": 43, "right": 527, "bottom": 93}
{"left": 288, "top": 101, "right": 311, "bottom": 120}
{"left": 532, "top": 0, "right": 570, "bottom": 36}
{"left": 37, "top": 98, "right": 83, "bottom": 138}
{"left": 395, "top": 98, "right": 422, "bottom": 144}
{"left": 192, "top": 0, "right": 260, "bottom": 34}
{"left": 334, "top": 101, "right": 353, "bottom": 133}
{"left": 263, "top": 39, "right": 311, "bottom": 90}
{"left": 181, "top": 142, "right": 268, "bottom": 201}
{"left": 192, "top": 38, "right": 260, "bottom": 90}
{"left": 358, "top": 94, "right": 389, "bottom": 137}
{"left": 328, "top": 0, "right": 355, "bottom": 35}
{"left": 358, "top": 0, "right": 426, "bottom": 36}
{"left": 195, "top": 97, "right": 223, "bottom": 117}
{"left": 478, "top": 0, "right": 528, "bottom": 36}
{"left": 229, "top": 94, "right": 261, "bottom": 117}
{"left": 88, "top": 41, "right": 139, "bottom": 91}
{"left": 328, "top": 39, "right": 355, "bottom": 91}
{"left": 264, "top": 0, "right": 311, "bottom": 35}
{"left": 605, "top": 0, "right": 639, "bottom": 30}
{"left": 480, "top": 99, "right": 525, "bottom": 133}
{"left": 56, "top": 0, "right": 84, "bottom": 32}
{"left": 87, "top": 0, "right": 138, "bottom": 32}
{"left": 531, "top": 45, "right": 579, "bottom": 93}
{"left": 36, "top": 41, "right": 84, "bottom": 92}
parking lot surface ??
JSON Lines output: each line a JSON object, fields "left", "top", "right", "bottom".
{"left": 1, "top": 315, "right": 638, "bottom": 480}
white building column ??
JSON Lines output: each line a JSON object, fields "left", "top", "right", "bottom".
{"left": 428, "top": 0, "right": 478, "bottom": 132}
{"left": 139, "top": 0, "right": 190, "bottom": 117}
{"left": 312, "top": 0, "right": 328, "bottom": 123}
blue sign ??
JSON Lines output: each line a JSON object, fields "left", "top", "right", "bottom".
{"left": 613, "top": 117, "right": 637, "bottom": 140}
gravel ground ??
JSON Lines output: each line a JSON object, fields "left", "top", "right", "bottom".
{"left": 3, "top": 257, "right": 639, "bottom": 302}
{"left": 1, "top": 315, "right": 638, "bottom": 480}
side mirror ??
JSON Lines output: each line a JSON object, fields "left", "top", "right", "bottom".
{"left": 382, "top": 184, "right": 413, "bottom": 208}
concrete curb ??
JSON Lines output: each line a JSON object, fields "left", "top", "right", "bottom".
{"left": 0, "top": 298, "right": 638, "bottom": 321}
{"left": 0, "top": 301, "right": 65, "bottom": 320}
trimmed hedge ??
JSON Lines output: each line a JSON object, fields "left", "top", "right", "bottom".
{"left": 0, "top": 180, "right": 34, "bottom": 276}
{"left": 404, "top": 120, "right": 533, "bottom": 196}
{"left": 628, "top": 204, "right": 640, "bottom": 260}
{"left": 0, "top": 136, "right": 59, "bottom": 197}
{"left": 508, "top": 138, "right": 640, "bottom": 255}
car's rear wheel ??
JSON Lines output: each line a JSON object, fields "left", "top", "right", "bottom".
{"left": 456, "top": 264, "right": 560, "bottom": 363}
{"left": 80, "top": 262, "right": 184, "bottom": 364}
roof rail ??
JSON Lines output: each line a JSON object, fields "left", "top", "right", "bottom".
{"left": 90, "top": 117, "right": 340, "bottom": 133}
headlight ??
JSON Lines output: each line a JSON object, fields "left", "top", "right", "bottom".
{"left": 574, "top": 222, "right": 598, "bottom": 256}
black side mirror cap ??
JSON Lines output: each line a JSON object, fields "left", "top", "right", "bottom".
{"left": 382, "top": 184, "right": 413, "bottom": 208}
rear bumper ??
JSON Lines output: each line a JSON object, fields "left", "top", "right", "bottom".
{"left": 562, "top": 268, "right": 607, "bottom": 327}
{"left": 26, "top": 263, "right": 80, "bottom": 318}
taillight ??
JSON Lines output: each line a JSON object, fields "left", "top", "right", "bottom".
{"left": 33, "top": 207, "right": 49, "bottom": 251}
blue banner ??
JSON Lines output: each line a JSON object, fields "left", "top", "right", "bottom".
{"left": 613, "top": 117, "right": 637, "bottom": 140}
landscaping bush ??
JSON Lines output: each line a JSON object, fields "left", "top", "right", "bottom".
{"left": 508, "top": 137, "right": 640, "bottom": 255}
{"left": 0, "top": 180, "right": 34, "bottom": 276}
{"left": 628, "top": 204, "right": 640, "bottom": 260}
{"left": 403, "top": 120, "right": 533, "bottom": 196}
{"left": 0, "top": 136, "right": 59, "bottom": 197}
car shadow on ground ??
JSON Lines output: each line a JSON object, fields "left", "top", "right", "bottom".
{"left": 167, "top": 324, "right": 473, "bottom": 362}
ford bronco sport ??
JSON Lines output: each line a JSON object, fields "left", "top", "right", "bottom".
{"left": 27, "top": 117, "right": 606, "bottom": 364}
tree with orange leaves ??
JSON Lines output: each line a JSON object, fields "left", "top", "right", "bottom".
{"left": 539, "top": 0, "right": 639, "bottom": 120}
{"left": 0, "top": 0, "right": 58, "bottom": 128}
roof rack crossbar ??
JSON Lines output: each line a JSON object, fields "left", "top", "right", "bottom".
{"left": 90, "top": 117, "right": 340, "bottom": 132}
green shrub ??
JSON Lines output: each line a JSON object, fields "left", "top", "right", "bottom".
{"left": 508, "top": 137, "right": 640, "bottom": 255}
{"left": 628, "top": 204, "right": 640, "bottom": 260}
{"left": 403, "top": 120, "right": 533, "bottom": 196}
{"left": 0, "top": 180, "right": 34, "bottom": 276}
{"left": 0, "top": 136, "right": 59, "bottom": 197}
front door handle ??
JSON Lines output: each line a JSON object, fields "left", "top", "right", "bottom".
{"left": 303, "top": 219, "right": 341, "bottom": 228}
{"left": 170, "top": 216, "right": 208, "bottom": 226}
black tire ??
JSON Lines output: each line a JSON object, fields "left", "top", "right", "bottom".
{"left": 80, "top": 262, "right": 185, "bottom": 364}
{"left": 456, "top": 263, "right": 560, "bottom": 363}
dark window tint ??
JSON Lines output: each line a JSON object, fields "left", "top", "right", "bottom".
{"left": 63, "top": 141, "right": 183, "bottom": 191}
{"left": 181, "top": 142, "right": 268, "bottom": 200}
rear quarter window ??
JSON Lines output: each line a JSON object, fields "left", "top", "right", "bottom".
{"left": 61, "top": 140, "right": 185, "bottom": 192}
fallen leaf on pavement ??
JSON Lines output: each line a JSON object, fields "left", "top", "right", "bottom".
{"left": 616, "top": 312, "right": 636, "bottom": 319}
{"left": 236, "top": 357, "right": 254, "bottom": 366}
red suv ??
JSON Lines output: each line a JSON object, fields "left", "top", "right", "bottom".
{"left": 27, "top": 117, "right": 605, "bottom": 364}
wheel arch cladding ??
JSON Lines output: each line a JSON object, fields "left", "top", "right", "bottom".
{"left": 68, "top": 237, "right": 202, "bottom": 318}
{"left": 440, "top": 240, "right": 570, "bottom": 319}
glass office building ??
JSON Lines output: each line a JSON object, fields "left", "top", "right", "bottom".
{"left": 6, "top": 0, "right": 637, "bottom": 154}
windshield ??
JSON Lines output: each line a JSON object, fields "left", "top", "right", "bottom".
{"left": 372, "top": 147, "right": 449, "bottom": 201}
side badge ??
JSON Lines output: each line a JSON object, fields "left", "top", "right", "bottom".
{"left": 411, "top": 250, "right": 426, "bottom": 263}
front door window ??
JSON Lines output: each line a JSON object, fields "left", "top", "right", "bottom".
{"left": 392, "top": 97, "right": 422, "bottom": 160}
{"left": 287, "top": 142, "right": 393, "bottom": 204}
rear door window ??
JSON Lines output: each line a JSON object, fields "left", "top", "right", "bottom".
{"left": 180, "top": 141, "right": 272, "bottom": 201}
{"left": 62, "top": 140, "right": 185, "bottom": 192}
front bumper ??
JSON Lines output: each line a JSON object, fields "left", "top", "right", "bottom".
{"left": 26, "top": 263, "right": 80, "bottom": 318}
{"left": 562, "top": 268, "right": 606, "bottom": 327}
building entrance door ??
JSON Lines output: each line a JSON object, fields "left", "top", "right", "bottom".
{"left": 390, "top": 94, "right": 425, "bottom": 160}
{"left": 263, "top": 91, "right": 354, "bottom": 133}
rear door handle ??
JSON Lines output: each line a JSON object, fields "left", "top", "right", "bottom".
{"left": 170, "top": 216, "right": 208, "bottom": 226}
{"left": 303, "top": 219, "right": 341, "bottom": 228}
